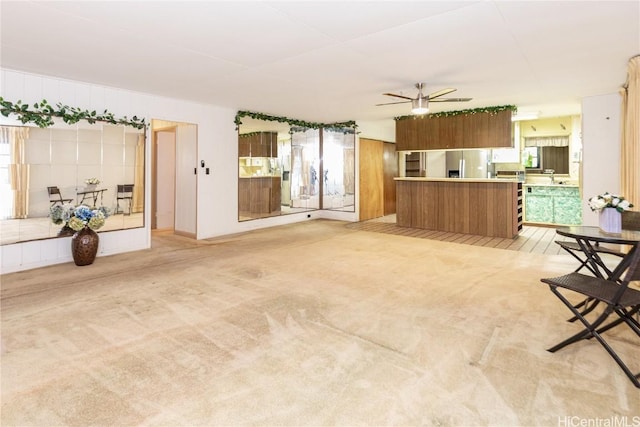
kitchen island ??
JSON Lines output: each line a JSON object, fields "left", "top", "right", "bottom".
{"left": 238, "top": 176, "right": 281, "bottom": 218}
{"left": 395, "top": 177, "right": 523, "bottom": 238}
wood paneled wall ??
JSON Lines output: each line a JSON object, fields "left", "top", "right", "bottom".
{"left": 359, "top": 138, "right": 384, "bottom": 221}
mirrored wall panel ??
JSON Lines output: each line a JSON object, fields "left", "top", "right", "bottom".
{"left": 237, "top": 117, "right": 355, "bottom": 221}
{"left": 322, "top": 128, "right": 355, "bottom": 211}
{"left": 0, "top": 118, "right": 145, "bottom": 245}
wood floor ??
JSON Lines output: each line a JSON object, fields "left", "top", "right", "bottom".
{"left": 345, "top": 215, "right": 579, "bottom": 255}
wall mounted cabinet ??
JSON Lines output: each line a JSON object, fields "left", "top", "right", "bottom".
{"left": 396, "top": 109, "right": 512, "bottom": 151}
{"left": 238, "top": 131, "right": 278, "bottom": 157}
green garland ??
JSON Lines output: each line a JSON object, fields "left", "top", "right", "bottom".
{"left": 394, "top": 104, "right": 517, "bottom": 121}
{"left": 238, "top": 131, "right": 262, "bottom": 138}
{"left": 0, "top": 97, "right": 147, "bottom": 129}
{"left": 235, "top": 110, "right": 357, "bottom": 133}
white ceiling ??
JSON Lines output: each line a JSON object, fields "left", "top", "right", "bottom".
{"left": 1, "top": 1, "right": 639, "bottom": 124}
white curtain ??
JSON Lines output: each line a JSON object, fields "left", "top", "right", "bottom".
{"left": 0, "top": 126, "right": 30, "bottom": 218}
{"left": 132, "top": 133, "right": 145, "bottom": 213}
{"left": 621, "top": 55, "right": 639, "bottom": 208}
{"left": 524, "top": 136, "right": 570, "bottom": 147}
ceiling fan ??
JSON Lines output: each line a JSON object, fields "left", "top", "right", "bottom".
{"left": 376, "top": 83, "right": 472, "bottom": 115}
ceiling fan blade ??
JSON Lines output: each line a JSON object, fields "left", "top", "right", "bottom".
{"left": 428, "top": 88, "right": 456, "bottom": 99}
{"left": 376, "top": 100, "right": 412, "bottom": 106}
{"left": 382, "top": 92, "right": 413, "bottom": 100}
{"left": 430, "top": 97, "right": 473, "bottom": 102}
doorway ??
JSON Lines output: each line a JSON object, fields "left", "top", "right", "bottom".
{"left": 151, "top": 119, "right": 198, "bottom": 239}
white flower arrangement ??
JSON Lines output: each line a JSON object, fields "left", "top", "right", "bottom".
{"left": 85, "top": 177, "right": 100, "bottom": 185}
{"left": 588, "top": 192, "right": 634, "bottom": 213}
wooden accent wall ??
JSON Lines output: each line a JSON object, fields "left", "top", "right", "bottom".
{"left": 359, "top": 138, "right": 384, "bottom": 221}
{"left": 396, "top": 179, "right": 522, "bottom": 238}
{"left": 395, "top": 109, "right": 512, "bottom": 151}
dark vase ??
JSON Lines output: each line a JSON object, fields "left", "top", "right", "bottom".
{"left": 71, "top": 227, "right": 99, "bottom": 266}
{"left": 57, "top": 224, "right": 75, "bottom": 237}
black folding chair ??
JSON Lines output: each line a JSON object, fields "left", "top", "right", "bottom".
{"left": 47, "top": 186, "right": 73, "bottom": 207}
{"left": 555, "top": 212, "right": 640, "bottom": 320}
{"left": 115, "top": 184, "right": 134, "bottom": 215}
{"left": 540, "top": 246, "right": 640, "bottom": 388}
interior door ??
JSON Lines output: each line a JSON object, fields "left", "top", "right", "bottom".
{"left": 174, "top": 124, "right": 197, "bottom": 237}
{"left": 359, "top": 138, "right": 384, "bottom": 221}
{"left": 155, "top": 130, "right": 176, "bottom": 230}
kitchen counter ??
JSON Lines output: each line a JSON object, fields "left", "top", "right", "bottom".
{"left": 396, "top": 179, "right": 522, "bottom": 238}
{"left": 395, "top": 177, "right": 519, "bottom": 183}
{"left": 523, "top": 183, "right": 579, "bottom": 188}
{"left": 238, "top": 176, "right": 281, "bottom": 217}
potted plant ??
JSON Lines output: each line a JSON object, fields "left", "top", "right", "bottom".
{"left": 49, "top": 204, "right": 110, "bottom": 265}
{"left": 85, "top": 177, "right": 100, "bottom": 190}
{"left": 588, "top": 192, "right": 634, "bottom": 233}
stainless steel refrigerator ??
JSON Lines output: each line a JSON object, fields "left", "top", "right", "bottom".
{"left": 445, "top": 150, "right": 490, "bottom": 179}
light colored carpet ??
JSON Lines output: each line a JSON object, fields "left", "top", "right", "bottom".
{"left": 1, "top": 219, "right": 638, "bottom": 426}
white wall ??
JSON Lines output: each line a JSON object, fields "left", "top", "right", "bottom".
{"left": 581, "top": 93, "right": 622, "bottom": 226}
{"left": 0, "top": 68, "right": 358, "bottom": 273}
{"left": 357, "top": 119, "right": 396, "bottom": 143}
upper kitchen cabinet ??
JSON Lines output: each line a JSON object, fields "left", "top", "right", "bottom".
{"left": 395, "top": 107, "right": 514, "bottom": 151}
{"left": 238, "top": 131, "right": 278, "bottom": 157}
{"left": 395, "top": 117, "right": 417, "bottom": 150}
{"left": 464, "top": 111, "right": 489, "bottom": 148}
{"left": 438, "top": 115, "right": 463, "bottom": 149}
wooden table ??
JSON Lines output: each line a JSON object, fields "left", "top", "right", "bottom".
{"left": 77, "top": 188, "right": 107, "bottom": 207}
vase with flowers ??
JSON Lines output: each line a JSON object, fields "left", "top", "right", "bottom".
{"left": 588, "top": 192, "right": 634, "bottom": 233}
{"left": 50, "top": 203, "right": 110, "bottom": 266}
{"left": 85, "top": 177, "right": 100, "bottom": 190}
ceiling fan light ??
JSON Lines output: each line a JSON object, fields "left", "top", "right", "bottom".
{"left": 411, "top": 97, "right": 429, "bottom": 115}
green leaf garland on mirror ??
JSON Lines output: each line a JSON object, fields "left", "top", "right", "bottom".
{"left": 235, "top": 110, "right": 357, "bottom": 134}
{"left": 0, "top": 97, "right": 147, "bottom": 129}
{"left": 394, "top": 104, "right": 517, "bottom": 121}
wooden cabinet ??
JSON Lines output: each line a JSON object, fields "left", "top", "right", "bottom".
{"left": 438, "top": 115, "right": 463, "bottom": 149}
{"left": 395, "top": 109, "right": 512, "bottom": 151}
{"left": 416, "top": 115, "right": 439, "bottom": 149}
{"left": 488, "top": 110, "right": 513, "bottom": 148}
{"left": 524, "top": 185, "right": 581, "bottom": 225}
{"left": 238, "top": 176, "right": 281, "bottom": 217}
{"left": 464, "top": 112, "right": 489, "bottom": 148}
{"left": 238, "top": 132, "right": 278, "bottom": 157}
{"left": 239, "top": 137, "right": 251, "bottom": 157}
{"left": 395, "top": 118, "right": 417, "bottom": 151}
{"left": 396, "top": 179, "right": 522, "bottom": 238}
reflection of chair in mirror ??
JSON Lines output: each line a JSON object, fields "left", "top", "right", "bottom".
{"left": 115, "top": 184, "right": 134, "bottom": 215}
{"left": 47, "top": 186, "right": 73, "bottom": 207}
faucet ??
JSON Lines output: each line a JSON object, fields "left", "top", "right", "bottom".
{"left": 544, "top": 169, "right": 555, "bottom": 184}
